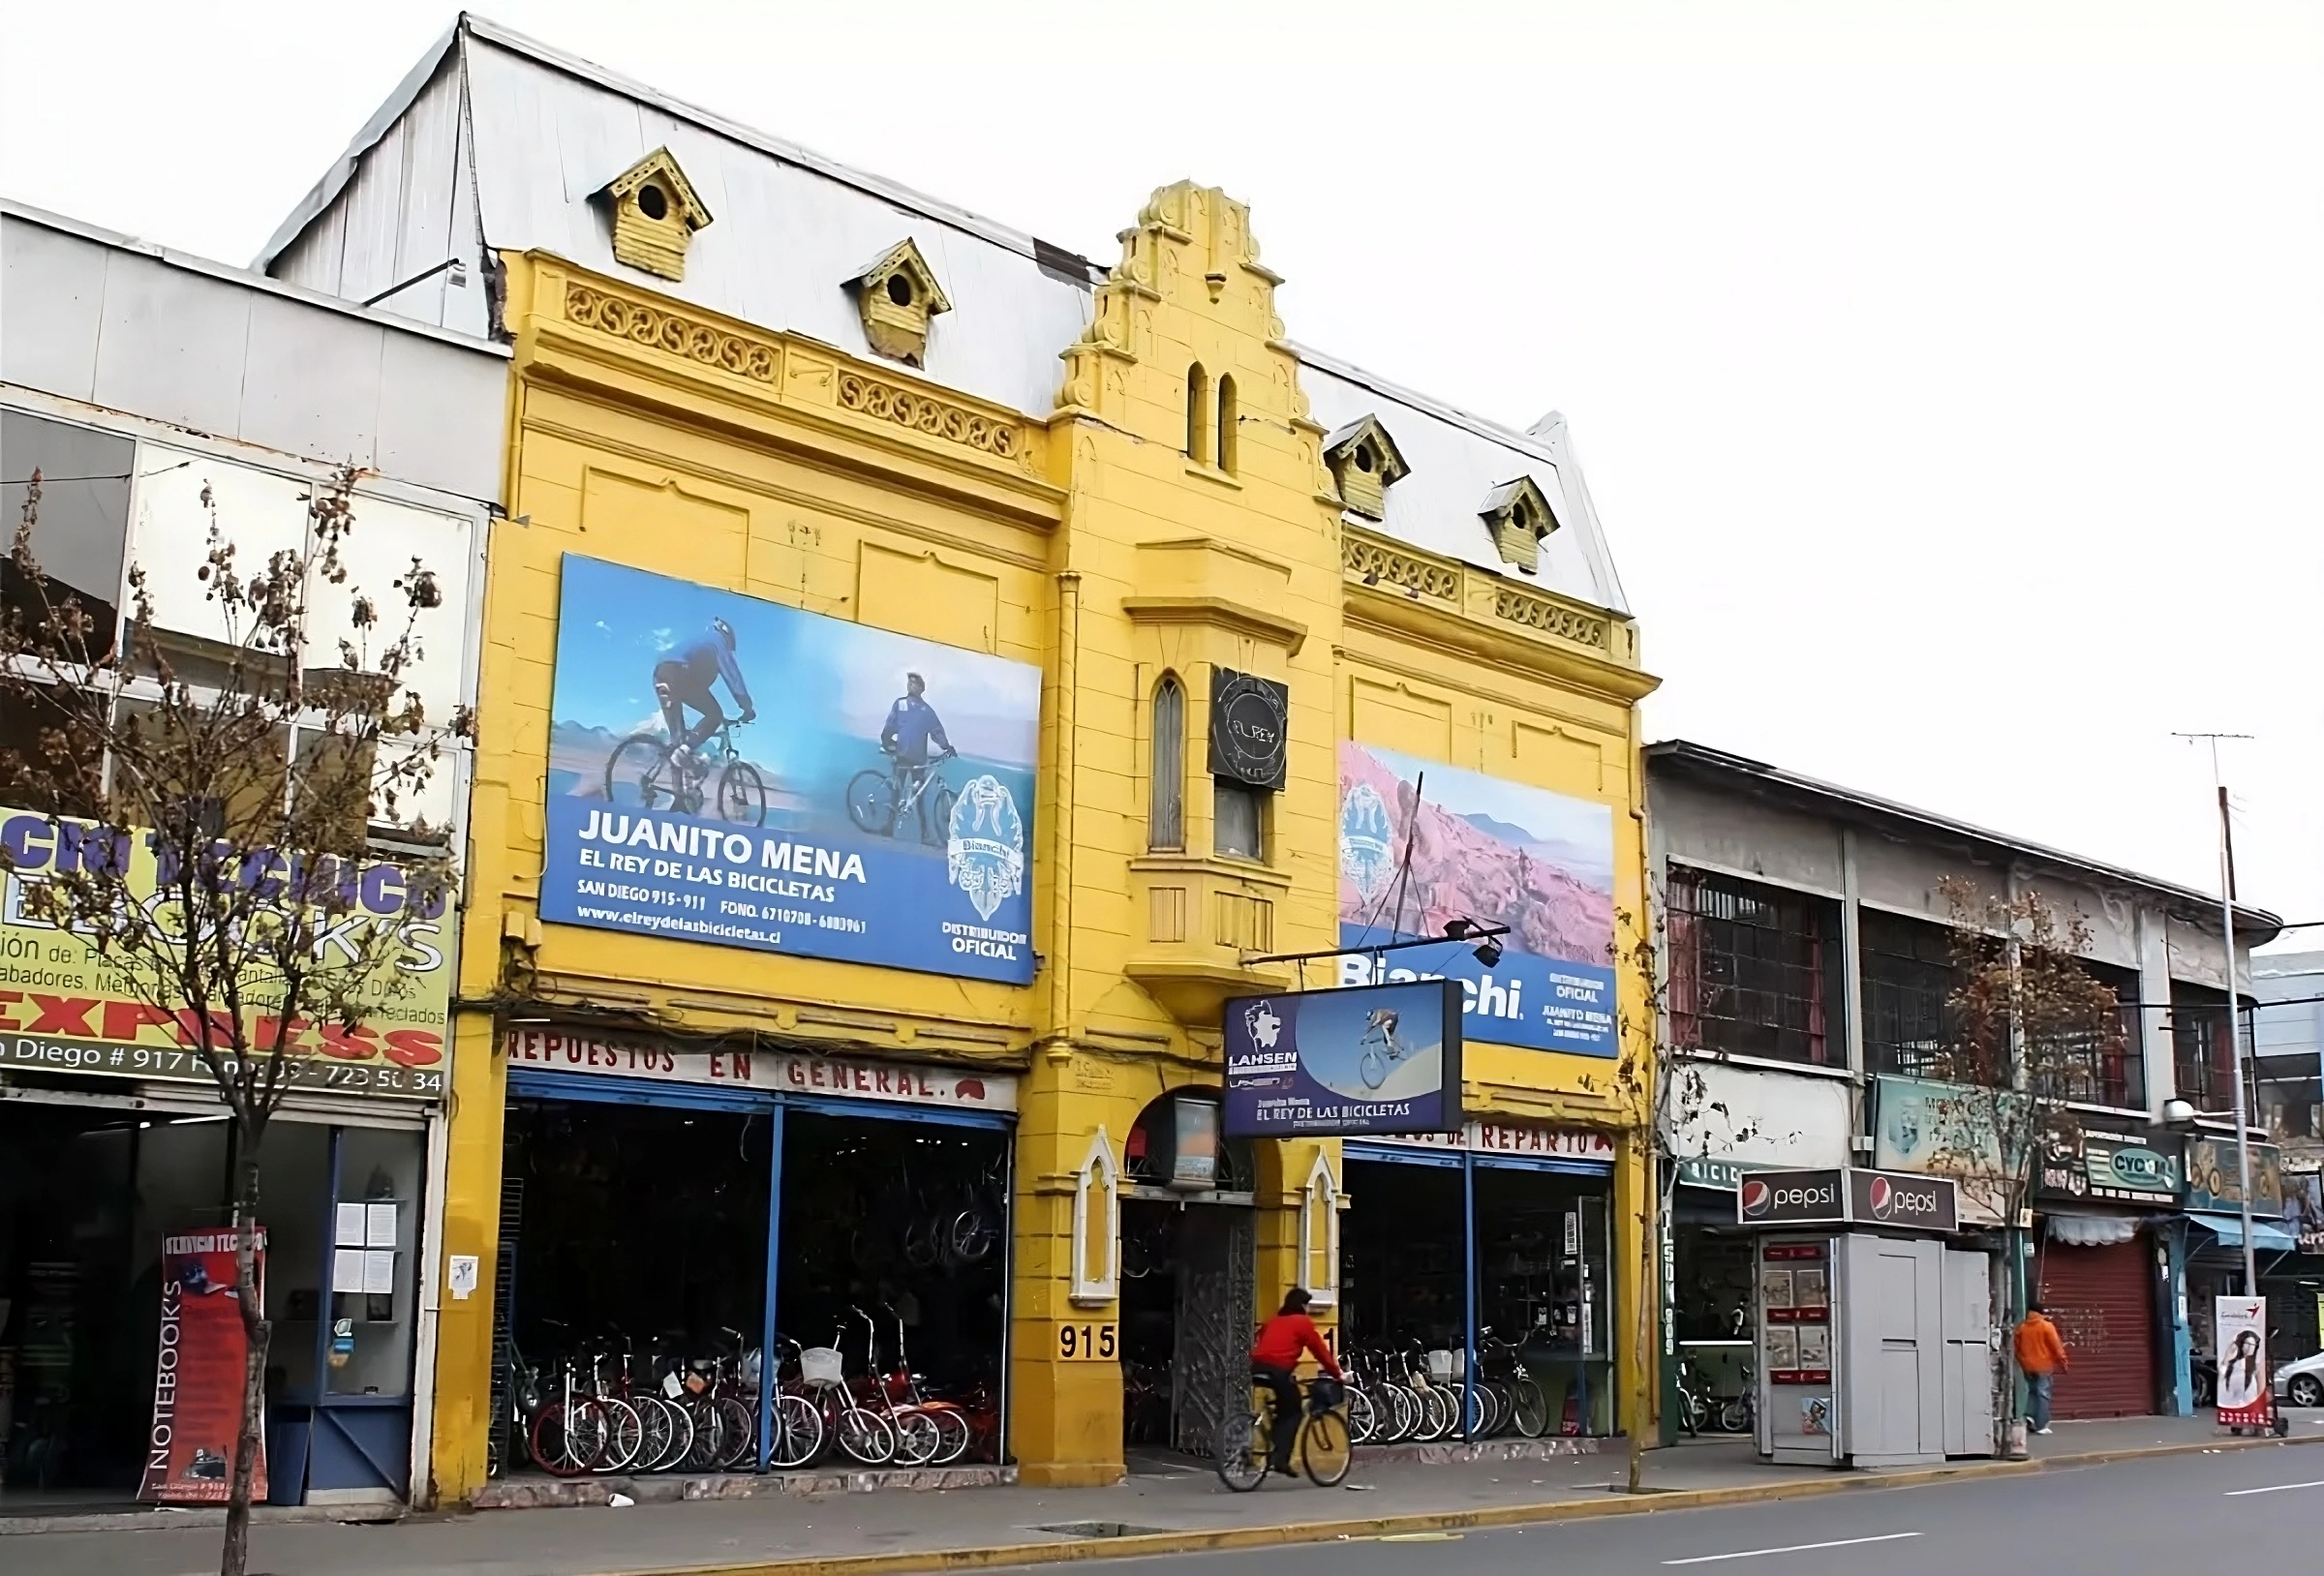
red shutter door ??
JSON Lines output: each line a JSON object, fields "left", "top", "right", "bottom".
{"left": 2039, "top": 1237, "right": 2156, "bottom": 1419}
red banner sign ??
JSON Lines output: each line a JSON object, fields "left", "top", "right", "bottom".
{"left": 139, "top": 1229, "right": 267, "bottom": 1503}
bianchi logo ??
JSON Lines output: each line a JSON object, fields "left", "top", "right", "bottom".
{"left": 1339, "top": 783, "right": 1395, "bottom": 904}
{"left": 1244, "top": 1000, "right": 1282, "bottom": 1050}
{"left": 946, "top": 775, "right": 1025, "bottom": 923}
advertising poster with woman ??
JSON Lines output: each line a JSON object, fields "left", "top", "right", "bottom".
{"left": 2215, "top": 1295, "right": 2271, "bottom": 1429}
{"left": 539, "top": 556, "right": 1041, "bottom": 983}
{"left": 1335, "top": 742, "right": 1618, "bottom": 1055}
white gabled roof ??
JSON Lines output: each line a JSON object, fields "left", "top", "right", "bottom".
{"left": 258, "top": 14, "right": 1633, "bottom": 619}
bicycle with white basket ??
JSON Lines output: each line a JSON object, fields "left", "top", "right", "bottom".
{"left": 794, "top": 1331, "right": 898, "bottom": 1466}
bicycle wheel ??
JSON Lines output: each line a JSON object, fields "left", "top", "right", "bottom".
{"left": 1300, "top": 1409, "right": 1353, "bottom": 1487}
{"left": 714, "top": 1397, "right": 757, "bottom": 1469}
{"left": 593, "top": 1397, "right": 646, "bottom": 1472}
{"left": 1215, "top": 1407, "right": 1270, "bottom": 1493}
{"left": 837, "top": 1405, "right": 898, "bottom": 1467}
{"left": 1718, "top": 1397, "right": 1753, "bottom": 1435}
{"left": 891, "top": 1409, "right": 943, "bottom": 1467}
{"left": 846, "top": 770, "right": 898, "bottom": 834}
{"left": 630, "top": 1395, "right": 675, "bottom": 1470}
{"left": 682, "top": 1400, "right": 724, "bottom": 1471}
{"left": 650, "top": 1397, "right": 696, "bottom": 1471}
{"left": 945, "top": 1206, "right": 998, "bottom": 1266}
{"left": 1420, "top": 1385, "right": 1454, "bottom": 1441}
{"left": 923, "top": 783, "right": 957, "bottom": 847}
{"left": 531, "top": 1399, "right": 607, "bottom": 1477}
{"left": 1513, "top": 1376, "right": 1550, "bottom": 1439}
{"left": 926, "top": 1406, "right": 972, "bottom": 1465}
{"left": 1344, "top": 1384, "right": 1378, "bottom": 1445}
{"left": 770, "top": 1393, "right": 824, "bottom": 1470}
{"left": 717, "top": 761, "right": 768, "bottom": 827}
{"left": 606, "top": 734, "right": 678, "bottom": 811}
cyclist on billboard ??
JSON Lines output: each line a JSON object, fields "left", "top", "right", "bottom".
{"left": 880, "top": 671, "right": 956, "bottom": 837}
{"left": 654, "top": 618, "right": 756, "bottom": 770}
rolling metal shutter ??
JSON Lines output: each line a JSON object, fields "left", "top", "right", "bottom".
{"left": 2038, "top": 1238, "right": 2156, "bottom": 1419}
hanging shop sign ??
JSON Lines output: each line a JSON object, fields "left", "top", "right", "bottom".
{"left": 1874, "top": 1075, "right": 2023, "bottom": 1181}
{"left": 504, "top": 1027, "right": 1020, "bottom": 1113}
{"left": 2185, "top": 1135, "right": 2285, "bottom": 1217}
{"left": 0, "top": 808, "right": 450, "bottom": 1102}
{"left": 2037, "top": 1129, "right": 2184, "bottom": 1205}
{"left": 1207, "top": 667, "right": 1289, "bottom": 790}
{"left": 2215, "top": 1294, "right": 2272, "bottom": 1430}
{"left": 140, "top": 1228, "right": 267, "bottom": 1503}
{"left": 1222, "top": 978, "right": 1463, "bottom": 1137}
{"left": 1737, "top": 1167, "right": 1959, "bottom": 1233}
{"left": 1677, "top": 1156, "right": 1768, "bottom": 1192}
{"left": 1332, "top": 742, "right": 1619, "bottom": 1058}
{"left": 539, "top": 556, "right": 1041, "bottom": 985}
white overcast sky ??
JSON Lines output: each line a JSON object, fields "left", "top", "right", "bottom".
{"left": 5, "top": 1, "right": 2318, "bottom": 939}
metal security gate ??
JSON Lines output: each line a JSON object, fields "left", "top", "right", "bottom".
{"left": 1171, "top": 1206, "right": 1255, "bottom": 1457}
{"left": 2039, "top": 1236, "right": 2156, "bottom": 1418}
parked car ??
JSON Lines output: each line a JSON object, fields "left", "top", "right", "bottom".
{"left": 2270, "top": 1350, "right": 2324, "bottom": 1409}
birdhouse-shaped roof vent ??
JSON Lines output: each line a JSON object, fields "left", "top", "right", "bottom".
{"left": 1322, "top": 415, "right": 1410, "bottom": 522}
{"left": 846, "top": 239, "right": 953, "bottom": 367}
{"left": 596, "top": 148, "right": 712, "bottom": 282}
{"left": 1480, "top": 475, "right": 1560, "bottom": 574}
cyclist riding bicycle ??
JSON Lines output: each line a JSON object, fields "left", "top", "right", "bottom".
{"left": 1250, "top": 1288, "right": 1342, "bottom": 1474}
{"left": 653, "top": 618, "right": 756, "bottom": 774}
{"left": 878, "top": 672, "right": 955, "bottom": 837}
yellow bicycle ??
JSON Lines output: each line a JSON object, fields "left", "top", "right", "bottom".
{"left": 1216, "top": 1376, "right": 1352, "bottom": 1491}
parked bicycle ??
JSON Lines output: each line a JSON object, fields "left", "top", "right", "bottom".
{"left": 604, "top": 718, "right": 768, "bottom": 825}
{"left": 846, "top": 743, "right": 957, "bottom": 844}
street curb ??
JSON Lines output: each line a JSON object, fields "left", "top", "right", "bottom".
{"left": 601, "top": 1432, "right": 2324, "bottom": 1576}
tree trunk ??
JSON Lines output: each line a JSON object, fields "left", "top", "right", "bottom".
{"left": 221, "top": 1130, "right": 270, "bottom": 1576}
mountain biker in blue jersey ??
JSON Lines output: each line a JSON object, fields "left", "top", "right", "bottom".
{"left": 653, "top": 618, "right": 756, "bottom": 772}
{"left": 880, "top": 672, "right": 955, "bottom": 838}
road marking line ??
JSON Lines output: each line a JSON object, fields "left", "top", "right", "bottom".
{"left": 2224, "top": 1479, "right": 2324, "bottom": 1497}
{"left": 1664, "top": 1531, "right": 1922, "bottom": 1564}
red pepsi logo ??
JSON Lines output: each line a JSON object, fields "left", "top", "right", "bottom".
{"left": 1741, "top": 1179, "right": 1772, "bottom": 1217}
{"left": 1869, "top": 1176, "right": 1893, "bottom": 1216}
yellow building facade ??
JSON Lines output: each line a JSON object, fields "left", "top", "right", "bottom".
{"left": 258, "top": 21, "right": 1658, "bottom": 1505}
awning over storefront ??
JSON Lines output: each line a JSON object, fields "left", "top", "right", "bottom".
{"left": 2187, "top": 1211, "right": 2297, "bottom": 1253}
{"left": 2045, "top": 1213, "right": 2141, "bottom": 1247}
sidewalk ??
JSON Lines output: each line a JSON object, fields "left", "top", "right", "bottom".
{"left": 10, "top": 1413, "right": 2321, "bottom": 1576}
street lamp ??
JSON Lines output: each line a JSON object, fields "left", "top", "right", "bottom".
{"left": 2174, "top": 733, "right": 2259, "bottom": 1298}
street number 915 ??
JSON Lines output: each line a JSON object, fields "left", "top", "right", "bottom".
{"left": 1057, "top": 1322, "right": 1117, "bottom": 1361}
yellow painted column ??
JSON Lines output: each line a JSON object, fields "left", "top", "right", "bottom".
{"left": 1613, "top": 1130, "right": 1658, "bottom": 1440}
{"left": 425, "top": 1005, "right": 505, "bottom": 1505}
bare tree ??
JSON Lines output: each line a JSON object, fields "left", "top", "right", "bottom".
{"left": 1915, "top": 875, "right": 2125, "bottom": 1439}
{"left": 0, "top": 469, "right": 463, "bottom": 1576}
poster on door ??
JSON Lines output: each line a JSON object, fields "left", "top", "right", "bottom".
{"left": 2214, "top": 1295, "right": 2271, "bottom": 1430}
{"left": 140, "top": 1229, "right": 267, "bottom": 1503}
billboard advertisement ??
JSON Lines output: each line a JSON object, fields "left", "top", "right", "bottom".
{"left": 0, "top": 808, "right": 450, "bottom": 1102}
{"left": 2215, "top": 1295, "right": 2271, "bottom": 1429}
{"left": 541, "top": 556, "right": 1040, "bottom": 984}
{"left": 1335, "top": 743, "right": 1617, "bottom": 1056}
{"left": 1222, "top": 978, "right": 1462, "bottom": 1137}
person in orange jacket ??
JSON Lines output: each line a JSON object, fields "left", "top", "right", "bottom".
{"left": 2015, "top": 1302, "right": 2069, "bottom": 1435}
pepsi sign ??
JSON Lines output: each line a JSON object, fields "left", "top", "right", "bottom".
{"left": 1737, "top": 1169, "right": 1848, "bottom": 1227}
{"left": 1735, "top": 1167, "right": 1959, "bottom": 1232}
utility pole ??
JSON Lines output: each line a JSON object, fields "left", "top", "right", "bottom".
{"left": 2176, "top": 732, "right": 2258, "bottom": 1295}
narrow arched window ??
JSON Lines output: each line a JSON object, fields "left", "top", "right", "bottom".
{"left": 1149, "top": 673, "right": 1185, "bottom": 851}
{"left": 1215, "top": 375, "right": 1238, "bottom": 474}
{"left": 1185, "top": 364, "right": 1210, "bottom": 465}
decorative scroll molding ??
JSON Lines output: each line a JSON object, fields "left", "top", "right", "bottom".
{"left": 1344, "top": 534, "right": 1459, "bottom": 600}
{"left": 1493, "top": 586, "right": 1610, "bottom": 650}
{"left": 564, "top": 284, "right": 776, "bottom": 382}
{"left": 838, "top": 371, "right": 1022, "bottom": 460}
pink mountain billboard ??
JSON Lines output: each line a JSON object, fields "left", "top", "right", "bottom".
{"left": 1336, "top": 742, "right": 1618, "bottom": 1056}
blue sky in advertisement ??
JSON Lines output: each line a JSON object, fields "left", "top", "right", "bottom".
{"left": 1223, "top": 979, "right": 1460, "bottom": 1138}
{"left": 541, "top": 556, "right": 1041, "bottom": 983}
{"left": 1335, "top": 742, "right": 1618, "bottom": 1056}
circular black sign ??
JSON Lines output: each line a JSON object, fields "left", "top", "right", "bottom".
{"left": 1209, "top": 669, "right": 1289, "bottom": 789}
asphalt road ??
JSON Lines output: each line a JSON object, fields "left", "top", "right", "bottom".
{"left": 994, "top": 1446, "right": 2324, "bottom": 1575}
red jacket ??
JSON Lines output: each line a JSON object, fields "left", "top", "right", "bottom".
{"left": 1251, "top": 1312, "right": 1342, "bottom": 1379}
